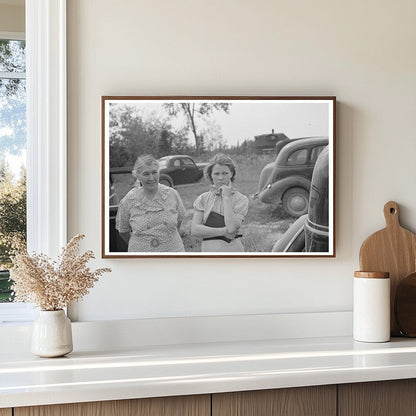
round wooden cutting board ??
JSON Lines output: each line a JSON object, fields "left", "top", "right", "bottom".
{"left": 359, "top": 201, "right": 416, "bottom": 336}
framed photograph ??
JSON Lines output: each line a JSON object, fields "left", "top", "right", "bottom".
{"left": 102, "top": 96, "right": 336, "bottom": 258}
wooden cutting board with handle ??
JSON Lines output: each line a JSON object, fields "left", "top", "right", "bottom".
{"left": 359, "top": 201, "right": 416, "bottom": 336}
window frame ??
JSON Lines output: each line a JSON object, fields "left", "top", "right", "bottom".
{"left": 0, "top": 0, "right": 67, "bottom": 323}
{"left": 26, "top": 0, "right": 67, "bottom": 257}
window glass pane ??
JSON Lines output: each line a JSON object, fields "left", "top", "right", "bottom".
{"left": 0, "top": 40, "right": 26, "bottom": 73}
{"left": 0, "top": 78, "right": 26, "bottom": 154}
{"left": 287, "top": 148, "right": 307, "bottom": 165}
{"left": 311, "top": 145, "right": 325, "bottom": 163}
{"left": 182, "top": 158, "right": 195, "bottom": 166}
{"left": 0, "top": 40, "right": 26, "bottom": 304}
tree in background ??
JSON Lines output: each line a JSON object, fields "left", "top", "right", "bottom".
{"left": 201, "top": 119, "right": 227, "bottom": 152}
{"left": 109, "top": 105, "right": 163, "bottom": 167}
{"left": 0, "top": 161, "right": 26, "bottom": 270}
{"left": 0, "top": 158, "right": 14, "bottom": 183}
{"left": 108, "top": 102, "right": 233, "bottom": 165}
{"left": 158, "top": 129, "right": 171, "bottom": 157}
{"left": 163, "top": 103, "right": 231, "bottom": 155}
{"left": 167, "top": 125, "right": 195, "bottom": 156}
{"left": 228, "top": 139, "right": 256, "bottom": 156}
{"left": 109, "top": 105, "right": 198, "bottom": 165}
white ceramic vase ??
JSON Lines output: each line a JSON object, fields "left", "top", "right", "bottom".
{"left": 31, "top": 310, "right": 73, "bottom": 357}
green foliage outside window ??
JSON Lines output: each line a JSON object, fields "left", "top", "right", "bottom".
{"left": 0, "top": 162, "right": 26, "bottom": 302}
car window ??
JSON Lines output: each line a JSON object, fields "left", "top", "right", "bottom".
{"left": 182, "top": 158, "right": 196, "bottom": 166}
{"left": 173, "top": 159, "right": 181, "bottom": 167}
{"left": 310, "top": 146, "right": 325, "bottom": 163}
{"left": 287, "top": 148, "right": 308, "bottom": 165}
{"left": 159, "top": 159, "right": 168, "bottom": 168}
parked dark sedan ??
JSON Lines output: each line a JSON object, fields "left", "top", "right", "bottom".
{"left": 256, "top": 136, "right": 328, "bottom": 217}
{"left": 272, "top": 145, "right": 330, "bottom": 253}
{"left": 158, "top": 155, "right": 207, "bottom": 186}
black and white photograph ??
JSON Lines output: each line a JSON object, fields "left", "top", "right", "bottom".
{"left": 102, "top": 96, "right": 335, "bottom": 258}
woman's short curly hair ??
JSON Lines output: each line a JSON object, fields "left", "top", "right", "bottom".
{"left": 132, "top": 155, "right": 159, "bottom": 179}
{"left": 204, "top": 153, "right": 237, "bottom": 184}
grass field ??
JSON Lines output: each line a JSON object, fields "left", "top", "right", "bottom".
{"left": 112, "top": 155, "right": 296, "bottom": 252}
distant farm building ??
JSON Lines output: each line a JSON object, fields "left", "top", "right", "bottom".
{"left": 254, "top": 130, "right": 289, "bottom": 155}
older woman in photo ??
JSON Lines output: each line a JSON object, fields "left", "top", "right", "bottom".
{"left": 116, "top": 155, "right": 185, "bottom": 252}
{"left": 191, "top": 153, "right": 249, "bottom": 252}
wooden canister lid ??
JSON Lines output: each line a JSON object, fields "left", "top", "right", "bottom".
{"left": 354, "top": 271, "right": 389, "bottom": 278}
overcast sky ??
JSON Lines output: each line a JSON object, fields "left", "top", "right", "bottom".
{"left": 215, "top": 102, "right": 330, "bottom": 145}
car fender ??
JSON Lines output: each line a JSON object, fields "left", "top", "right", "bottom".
{"left": 272, "top": 214, "right": 307, "bottom": 252}
{"left": 259, "top": 176, "right": 311, "bottom": 204}
{"left": 256, "top": 162, "right": 274, "bottom": 195}
{"left": 159, "top": 173, "right": 173, "bottom": 187}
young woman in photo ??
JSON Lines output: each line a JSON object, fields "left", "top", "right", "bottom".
{"left": 191, "top": 153, "right": 249, "bottom": 252}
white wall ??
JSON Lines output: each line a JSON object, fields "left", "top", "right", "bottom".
{"left": 67, "top": 0, "right": 416, "bottom": 322}
{"left": 0, "top": 3, "right": 24, "bottom": 33}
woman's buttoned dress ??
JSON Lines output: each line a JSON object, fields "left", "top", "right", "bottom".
{"left": 116, "top": 184, "right": 185, "bottom": 252}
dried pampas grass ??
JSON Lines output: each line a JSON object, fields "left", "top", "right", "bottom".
{"left": 10, "top": 234, "right": 111, "bottom": 311}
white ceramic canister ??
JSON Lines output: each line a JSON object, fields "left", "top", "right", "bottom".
{"left": 353, "top": 271, "right": 390, "bottom": 343}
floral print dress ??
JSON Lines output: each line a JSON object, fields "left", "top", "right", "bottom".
{"left": 116, "top": 184, "right": 185, "bottom": 252}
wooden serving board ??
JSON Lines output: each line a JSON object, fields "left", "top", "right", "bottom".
{"left": 359, "top": 201, "right": 416, "bottom": 336}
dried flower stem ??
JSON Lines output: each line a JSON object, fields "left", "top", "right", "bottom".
{"left": 10, "top": 234, "right": 111, "bottom": 310}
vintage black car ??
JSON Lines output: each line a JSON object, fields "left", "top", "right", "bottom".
{"left": 158, "top": 155, "right": 207, "bottom": 187}
{"left": 272, "top": 145, "right": 330, "bottom": 253}
{"left": 256, "top": 136, "right": 328, "bottom": 217}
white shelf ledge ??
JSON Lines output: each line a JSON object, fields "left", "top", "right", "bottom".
{"left": 2, "top": 334, "right": 416, "bottom": 408}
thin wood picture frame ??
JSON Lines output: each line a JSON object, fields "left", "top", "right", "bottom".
{"left": 102, "top": 96, "right": 336, "bottom": 258}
